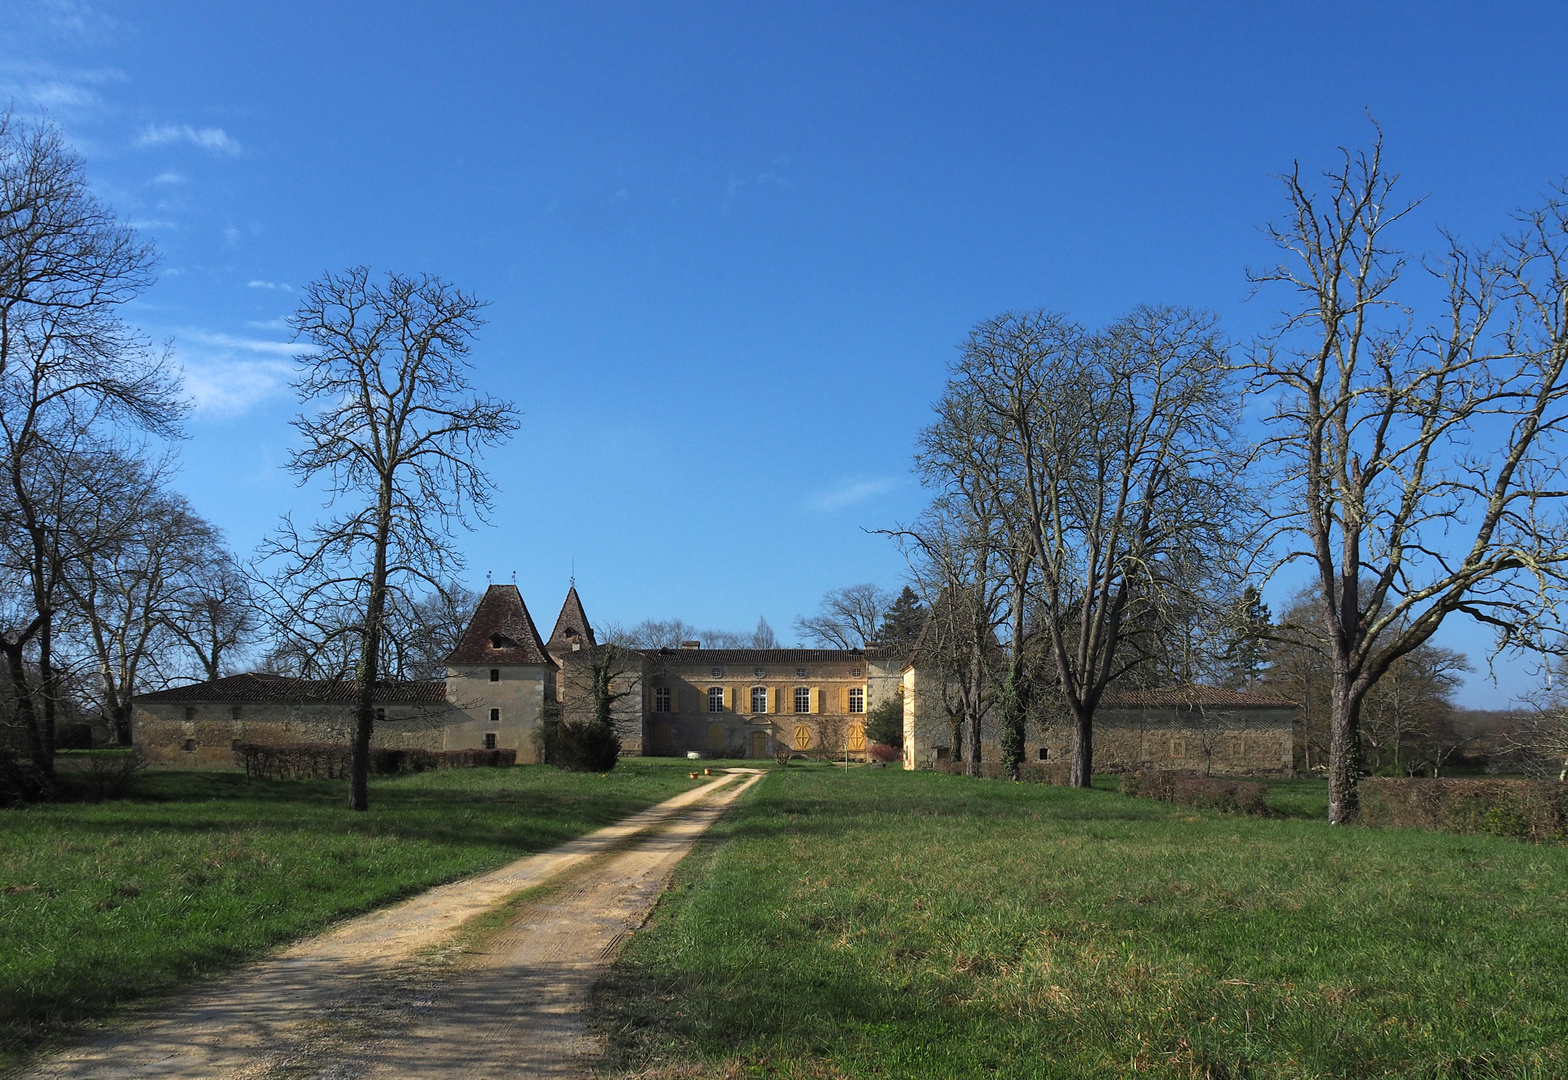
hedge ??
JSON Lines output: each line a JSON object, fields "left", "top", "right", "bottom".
{"left": 1357, "top": 777, "right": 1568, "bottom": 843}
{"left": 1119, "top": 769, "right": 1268, "bottom": 815}
{"left": 234, "top": 743, "right": 516, "bottom": 781}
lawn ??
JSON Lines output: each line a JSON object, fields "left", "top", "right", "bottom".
{"left": 0, "top": 758, "right": 703, "bottom": 1069}
{"left": 595, "top": 765, "right": 1568, "bottom": 1079}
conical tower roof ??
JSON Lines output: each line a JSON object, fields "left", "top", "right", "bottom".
{"left": 444, "top": 584, "right": 554, "bottom": 666}
{"left": 546, "top": 585, "right": 597, "bottom": 655}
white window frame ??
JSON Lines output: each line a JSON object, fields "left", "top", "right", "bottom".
{"left": 794, "top": 686, "right": 811, "bottom": 714}
{"left": 654, "top": 687, "right": 671, "bottom": 713}
{"left": 751, "top": 686, "right": 768, "bottom": 714}
{"left": 708, "top": 686, "right": 725, "bottom": 713}
{"left": 848, "top": 688, "right": 865, "bottom": 714}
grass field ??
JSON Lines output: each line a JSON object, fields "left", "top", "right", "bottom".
{"left": 0, "top": 758, "right": 706, "bottom": 1069}
{"left": 596, "top": 765, "right": 1568, "bottom": 1079}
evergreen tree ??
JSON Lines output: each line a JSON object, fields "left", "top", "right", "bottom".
{"left": 875, "top": 586, "right": 927, "bottom": 650}
{"left": 1221, "top": 586, "right": 1271, "bottom": 690}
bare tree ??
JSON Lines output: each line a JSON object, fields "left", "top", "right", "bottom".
{"left": 937, "top": 307, "right": 1246, "bottom": 787}
{"left": 163, "top": 548, "right": 256, "bottom": 682}
{"left": 264, "top": 267, "right": 517, "bottom": 811}
{"left": 794, "top": 584, "right": 892, "bottom": 650}
{"left": 0, "top": 112, "right": 182, "bottom": 775}
{"left": 1247, "top": 133, "right": 1568, "bottom": 822}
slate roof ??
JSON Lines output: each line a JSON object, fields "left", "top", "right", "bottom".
{"left": 1099, "top": 685, "right": 1296, "bottom": 709}
{"left": 137, "top": 672, "right": 449, "bottom": 705}
{"left": 546, "top": 586, "right": 597, "bottom": 654}
{"left": 444, "top": 584, "right": 555, "bottom": 666}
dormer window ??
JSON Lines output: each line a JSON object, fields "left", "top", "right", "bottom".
{"left": 489, "top": 633, "right": 512, "bottom": 650}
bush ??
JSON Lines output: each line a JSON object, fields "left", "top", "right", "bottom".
{"left": 1018, "top": 761, "right": 1075, "bottom": 785}
{"left": 234, "top": 743, "right": 516, "bottom": 781}
{"left": 1357, "top": 777, "right": 1568, "bottom": 843}
{"left": 864, "top": 695, "right": 903, "bottom": 749}
{"left": 868, "top": 742, "right": 901, "bottom": 763}
{"left": 1120, "top": 769, "right": 1268, "bottom": 815}
{"left": 0, "top": 751, "right": 50, "bottom": 805}
{"left": 55, "top": 723, "right": 95, "bottom": 750}
{"left": 538, "top": 719, "right": 620, "bottom": 773}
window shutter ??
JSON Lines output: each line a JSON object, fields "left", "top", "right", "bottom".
{"left": 810, "top": 687, "right": 818, "bottom": 714}
{"left": 842, "top": 687, "right": 850, "bottom": 713}
{"left": 775, "top": 688, "right": 783, "bottom": 713}
{"left": 730, "top": 687, "right": 738, "bottom": 712}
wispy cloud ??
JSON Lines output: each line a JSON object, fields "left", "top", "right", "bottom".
{"left": 150, "top": 170, "right": 185, "bottom": 185}
{"left": 135, "top": 123, "right": 241, "bottom": 156}
{"left": 172, "top": 329, "right": 307, "bottom": 417}
{"left": 246, "top": 280, "right": 292, "bottom": 292}
{"left": 126, "top": 218, "right": 177, "bottom": 230}
{"left": 807, "top": 476, "right": 900, "bottom": 512}
{"left": 0, "top": 60, "right": 125, "bottom": 121}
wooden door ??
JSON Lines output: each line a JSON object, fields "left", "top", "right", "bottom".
{"left": 750, "top": 730, "right": 767, "bottom": 758}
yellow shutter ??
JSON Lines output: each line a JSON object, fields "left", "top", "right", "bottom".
{"left": 775, "top": 687, "right": 783, "bottom": 713}
{"left": 842, "top": 687, "right": 850, "bottom": 713}
{"left": 810, "top": 687, "right": 818, "bottom": 713}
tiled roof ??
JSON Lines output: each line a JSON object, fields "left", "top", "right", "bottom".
{"left": 1100, "top": 685, "right": 1296, "bottom": 709}
{"left": 546, "top": 586, "right": 597, "bottom": 654}
{"left": 137, "top": 672, "right": 449, "bottom": 705}
{"left": 642, "top": 647, "right": 873, "bottom": 666}
{"left": 444, "top": 584, "right": 554, "bottom": 666}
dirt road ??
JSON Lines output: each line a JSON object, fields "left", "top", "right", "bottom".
{"left": 24, "top": 769, "right": 765, "bottom": 1080}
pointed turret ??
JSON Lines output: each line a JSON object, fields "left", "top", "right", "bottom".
{"left": 444, "top": 584, "right": 553, "bottom": 666}
{"left": 546, "top": 586, "right": 597, "bottom": 657}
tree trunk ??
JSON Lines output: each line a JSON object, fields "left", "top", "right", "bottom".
{"left": 1327, "top": 665, "right": 1364, "bottom": 825}
{"left": 349, "top": 485, "right": 394, "bottom": 812}
{"left": 1, "top": 640, "right": 48, "bottom": 779}
{"left": 111, "top": 701, "right": 132, "bottom": 746}
{"left": 1070, "top": 706, "right": 1092, "bottom": 787}
{"left": 36, "top": 620, "right": 57, "bottom": 776}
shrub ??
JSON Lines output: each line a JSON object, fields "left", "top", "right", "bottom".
{"left": 1017, "top": 761, "right": 1075, "bottom": 785}
{"left": 539, "top": 719, "right": 620, "bottom": 773}
{"left": 864, "top": 695, "right": 904, "bottom": 749}
{"left": 1357, "top": 777, "right": 1568, "bottom": 843}
{"left": 0, "top": 751, "right": 50, "bottom": 805}
{"left": 234, "top": 743, "right": 515, "bottom": 781}
{"left": 1120, "top": 769, "right": 1268, "bottom": 815}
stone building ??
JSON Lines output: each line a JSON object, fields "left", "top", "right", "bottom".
{"left": 134, "top": 583, "right": 1296, "bottom": 775}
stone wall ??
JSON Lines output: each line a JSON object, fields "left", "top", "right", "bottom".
{"left": 444, "top": 663, "right": 550, "bottom": 761}
{"left": 133, "top": 700, "right": 454, "bottom": 768}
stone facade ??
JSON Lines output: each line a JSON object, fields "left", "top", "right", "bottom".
{"left": 133, "top": 585, "right": 1296, "bottom": 776}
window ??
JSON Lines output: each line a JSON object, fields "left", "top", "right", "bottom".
{"left": 851, "top": 668, "right": 862, "bottom": 678}
{"left": 753, "top": 667, "right": 765, "bottom": 678}
{"left": 231, "top": 706, "right": 242, "bottom": 721}
{"left": 711, "top": 666, "right": 723, "bottom": 679}
{"left": 183, "top": 738, "right": 197, "bottom": 753}
{"left": 231, "top": 738, "right": 242, "bottom": 751}
{"left": 848, "top": 688, "right": 865, "bottom": 714}
{"left": 490, "top": 668, "right": 500, "bottom": 682}
{"left": 794, "top": 687, "right": 811, "bottom": 713}
{"left": 708, "top": 686, "right": 724, "bottom": 713}
{"left": 490, "top": 708, "right": 501, "bottom": 723}
{"left": 795, "top": 667, "right": 807, "bottom": 678}
{"left": 1038, "top": 747, "right": 1049, "bottom": 761}
{"left": 375, "top": 708, "right": 385, "bottom": 723}
{"left": 484, "top": 732, "right": 498, "bottom": 750}
{"left": 184, "top": 707, "right": 196, "bottom": 722}
{"left": 751, "top": 686, "right": 768, "bottom": 713}
{"left": 654, "top": 687, "right": 671, "bottom": 713}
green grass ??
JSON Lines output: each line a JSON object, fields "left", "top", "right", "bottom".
{"left": 0, "top": 759, "right": 705, "bottom": 1069}
{"left": 596, "top": 766, "right": 1568, "bottom": 1079}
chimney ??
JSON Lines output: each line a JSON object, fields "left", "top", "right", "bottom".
{"left": 680, "top": 640, "right": 701, "bottom": 650}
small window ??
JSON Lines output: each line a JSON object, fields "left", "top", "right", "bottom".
{"left": 794, "top": 687, "right": 811, "bottom": 714}
{"left": 936, "top": 746, "right": 950, "bottom": 761}
{"left": 490, "top": 668, "right": 500, "bottom": 682}
{"left": 654, "top": 687, "right": 671, "bottom": 713}
{"left": 1038, "top": 747, "right": 1049, "bottom": 761}
{"left": 231, "top": 706, "right": 241, "bottom": 721}
{"left": 753, "top": 667, "right": 765, "bottom": 678}
{"left": 375, "top": 708, "right": 385, "bottom": 722}
{"left": 851, "top": 668, "right": 862, "bottom": 678}
{"left": 848, "top": 688, "right": 865, "bottom": 714}
{"left": 795, "top": 667, "right": 807, "bottom": 678}
{"left": 711, "top": 666, "right": 723, "bottom": 679}
{"left": 231, "top": 738, "right": 242, "bottom": 751}
{"left": 490, "top": 707, "right": 501, "bottom": 723}
{"left": 183, "top": 738, "right": 197, "bottom": 752}
{"left": 751, "top": 686, "right": 768, "bottom": 713}
{"left": 708, "top": 686, "right": 724, "bottom": 713}
{"left": 184, "top": 706, "right": 196, "bottom": 721}
{"left": 484, "top": 732, "right": 498, "bottom": 750}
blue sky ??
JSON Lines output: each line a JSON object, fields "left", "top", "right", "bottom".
{"left": 5, "top": 2, "right": 1566, "bottom": 705}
